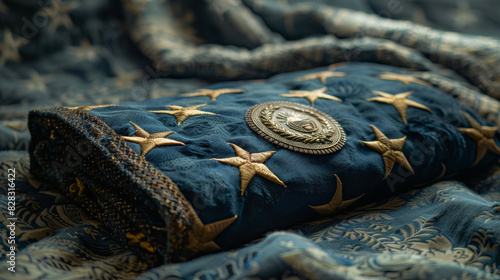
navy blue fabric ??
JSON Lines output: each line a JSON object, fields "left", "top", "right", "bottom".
{"left": 138, "top": 179, "right": 500, "bottom": 280}
{"left": 2, "top": 0, "right": 500, "bottom": 278}
{"left": 88, "top": 63, "right": 500, "bottom": 248}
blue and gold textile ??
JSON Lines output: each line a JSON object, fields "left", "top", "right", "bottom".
{"left": 2, "top": 150, "right": 500, "bottom": 279}
{"left": 1, "top": 0, "right": 500, "bottom": 279}
{"left": 28, "top": 63, "right": 500, "bottom": 263}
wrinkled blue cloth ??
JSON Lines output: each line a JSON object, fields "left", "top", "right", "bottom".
{"left": 2, "top": 0, "right": 500, "bottom": 278}
{"left": 28, "top": 63, "right": 500, "bottom": 263}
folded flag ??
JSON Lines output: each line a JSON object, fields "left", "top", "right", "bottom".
{"left": 28, "top": 63, "right": 500, "bottom": 264}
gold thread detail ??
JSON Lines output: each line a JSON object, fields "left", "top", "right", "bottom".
{"left": 246, "top": 101, "right": 346, "bottom": 154}
{"left": 212, "top": 143, "right": 286, "bottom": 196}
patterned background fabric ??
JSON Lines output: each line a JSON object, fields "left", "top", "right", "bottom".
{"left": 0, "top": 0, "right": 500, "bottom": 279}
{"left": 27, "top": 63, "right": 500, "bottom": 263}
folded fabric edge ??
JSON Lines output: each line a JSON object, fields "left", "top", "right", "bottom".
{"left": 27, "top": 107, "right": 208, "bottom": 264}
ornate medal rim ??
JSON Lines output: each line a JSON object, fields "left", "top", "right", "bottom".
{"left": 245, "top": 101, "right": 346, "bottom": 154}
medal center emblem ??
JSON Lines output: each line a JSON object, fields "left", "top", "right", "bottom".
{"left": 278, "top": 112, "right": 319, "bottom": 133}
{"left": 246, "top": 101, "right": 346, "bottom": 154}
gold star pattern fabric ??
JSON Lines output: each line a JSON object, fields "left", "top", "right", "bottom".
{"left": 66, "top": 104, "right": 117, "bottom": 111}
{"left": 149, "top": 104, "right": 216, "bottom": 126}
{"left": 48, "top": 0, "right": 78, "bottom": 32}
{"left": 458, "top": 111, "right": 500, "bottom": 165}
{"left": 112, "top": 66, "right": 144, "bottom": 88}
{"left": 187, "top": 211, "right": 237, "bottom": 252}
{"left": 309, "top": 174, "right": 364, "bottom": 216}
{"left": 67, "top": 39, "right": 99, "bottom": 61}
{"left": 23, "top": 71, "right": 53, "bottom": 92}
{"left": 360, "top": 125, "right": 414, "bottom": 179}
{"left": 0, "top": 29, "right": 28, "bottom": 65}
{"left": 377, "top": 72, "right": 431, "bottom": 86}
{"left": 280, "top": 87, "right": 342, "bottom": 106}
{"left": 212, "top": 143, "right": 286, "bottom": 196}
{"left": 453, "top": 1, "right": 479, "bottom": 29}
{"left": 122, "top": 121, "right": 184, "bottom": 157}
{"left": 182, "top": 88, "right": 245, "bottom": 100}
{"left": 296, "top": 71, "right": 347, "bottom": 84}
{"left": 367, "top": 90, "right": 431, "bottom": 123}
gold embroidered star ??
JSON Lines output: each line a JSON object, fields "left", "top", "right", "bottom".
{"left": 48, "top": 0, "right": 78, "bottom": 32}
{"left": 122, "top": 121, "right": 184, "bottom": 157}
{"left": 67, "top": 39, "right": 99, "bottom": 61}
{"left": 212, "top": 143, "right": 286, "bottom": 196}
{"left": 187, "top": 211, "right": 237, "bottom": 252}
{"left": 149, "top": 104, "right": 216, "bottom": 126}
{"left": 22, "top": 70, "right": 53, "bottom": 92}
{"left": 309, "top": 174, "right": 364, "bottom": 216}
{"left": 280, "top": 87, "right": 342, "bottom": 106}
{"left": 377, "top": 72, "right": 430, "bottom": 86}
{"left": 0, "top": 29, "right": 28, "bottom": 65}
{"left": 360, "top": 125, "right": 414, "bottom": 179}
{"left": 66, "top": 104, "right": 117, "bottom": 110}
{"left": 182, "top": 88, "right": 244, "bottom": 100}
{"left": 367, "top": 90, "right": 431, "bottom": 123}
{"left": 458, "top": 111, "right": 500, "bottom": 165}
{"left": 453, "top": 0, "right": 479, "bottom": 29}
{"left": 112, "top": 66, "right": 143, "bottom": 88}
{"left": 296, "top": 71, "right": 347, "bottom": 84}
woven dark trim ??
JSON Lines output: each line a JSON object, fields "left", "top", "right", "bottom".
{"left": 28, "top": 107, "right": 195, "bottom": 264}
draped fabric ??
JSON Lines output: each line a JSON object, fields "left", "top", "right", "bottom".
{"left": 1, "top": 0, "right": 500, "bottom": 279}
{"left": 27, "top": 63, "right": 500, "bottom": 263}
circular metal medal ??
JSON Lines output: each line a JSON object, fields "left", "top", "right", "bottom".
{"left": 245, "top": 101, "right": 346, "bottom": 154}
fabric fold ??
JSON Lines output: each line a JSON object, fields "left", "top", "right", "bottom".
{"left": 28, "top": 63, "right": 500, "bottom": 263}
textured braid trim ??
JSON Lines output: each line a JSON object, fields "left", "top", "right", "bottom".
{"left": 28, "top": 107, "right": 196, "bottom": 264}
